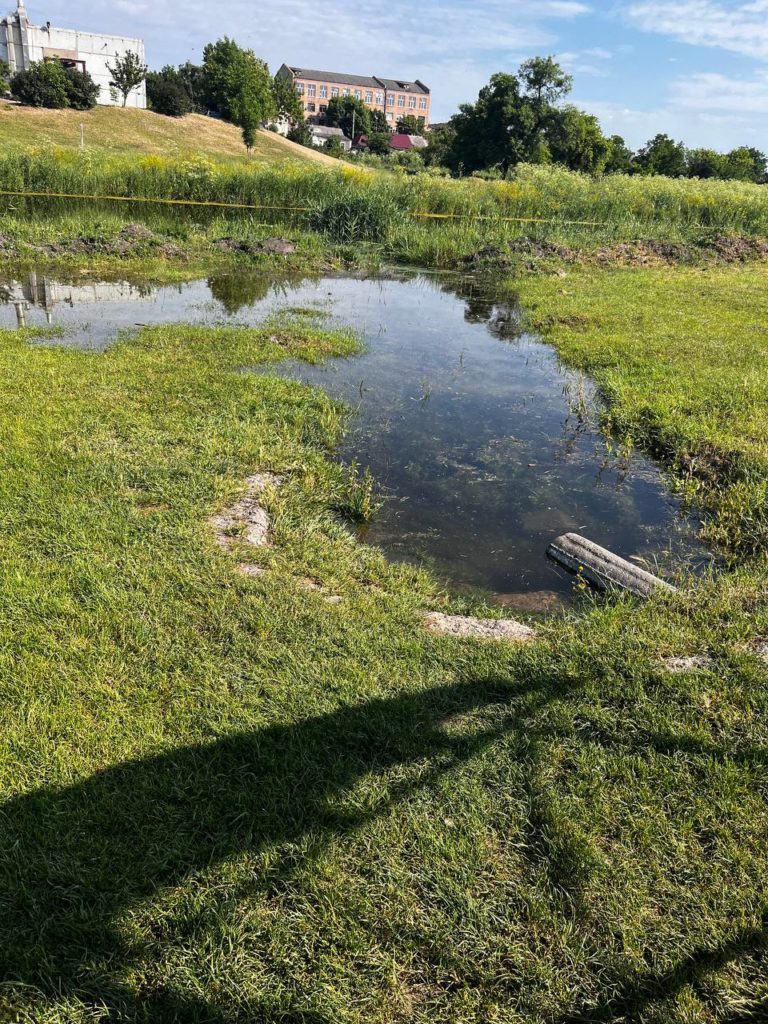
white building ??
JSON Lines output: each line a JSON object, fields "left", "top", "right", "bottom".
{"left": 0, "top": 1, "right": 146, "bottom": 108}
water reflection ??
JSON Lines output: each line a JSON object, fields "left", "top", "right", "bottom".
{"left": 0, "top": 269, "right": 711, "bottom": 600}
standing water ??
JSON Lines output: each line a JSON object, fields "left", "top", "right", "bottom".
{"left": 0, "top": 270, "right": 709, "bottom": 604}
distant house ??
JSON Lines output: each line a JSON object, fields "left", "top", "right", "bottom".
{"left": 309, "top": 125, "right": 351, "bottom": 152}
{"left": 0, "top": 1, "right": 147, "bottom": 108}
{"left": 276, "top": 64, "right": 431, "bottom": 128}
{"left": 389, "top": 134, "right": 428, "bottom": 151}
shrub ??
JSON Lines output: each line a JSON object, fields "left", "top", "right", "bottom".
{"left": 309, "top": 190, "right": 403, "bottom": 242}
{"left": 63, "top": 67, "right": 100, "bottom": 111}
{"left": 11, "top": 60, "right": 98, "bottom": 110}
{"left": 146, "top": 72, "right": 192, "bottom": 117}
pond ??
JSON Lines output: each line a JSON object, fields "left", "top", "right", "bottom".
{"left": 0, "top": 269, "right": 710, "bottom": 606}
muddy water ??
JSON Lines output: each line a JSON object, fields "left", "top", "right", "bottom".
{"left": 0, "top": 269, "right": 710, "bottom": 603}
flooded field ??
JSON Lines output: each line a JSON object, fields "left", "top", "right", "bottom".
{"left": 0, "top": 269, "right": 709, "bottom": 603}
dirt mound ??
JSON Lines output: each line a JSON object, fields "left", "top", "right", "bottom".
{"left": 460, "top": 233, "right": 768, "bottom": 271}
{"left": 33, "top": 227, "right": 185, "bottom": 260}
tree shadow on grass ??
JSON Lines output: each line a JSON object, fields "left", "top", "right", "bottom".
{"left": 0, "top": 677, "right": 530, "bottom": 1022}
{"left": 556, "top": 911, "right": 768, "bottom": 1023}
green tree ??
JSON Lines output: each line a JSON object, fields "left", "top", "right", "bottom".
{"left": 323, "top": 136, "right": 345, "bottom": 158}
{"left": 178, "top": 61, "right": 205, "bottom": 112}
{"left": 604, "top": 135, "right": 634, "bottom": 174}
{"left": 11, "top": 60, "right": 98, "bottom": 110}
{"left": 0, "top": 60, "right": 10, "bottom": 94}
{"left": 287, "top": 120, "right": 312, "bottom": 146}
{"left": 547, "top": 105, "right": 611, "bottom": 173}
{"left": 367, "top": 132, "right": 392, "bottom": 155}
{"left": 396, "top": 114, "right": 425, "bottom": 135}
{"left": 272, "top": 73, "right": 303, "bottom": 126}
{"left": 448, "top": 72, "right": 535, "bottom": 174}
{"left": 201, "top": 38, "right": 275, "bottom": 135}
{"left": 11, "top": 60, "right": 70, "bottom": 107}
{"left": 106, "top": 50, "right": 147, "bottom": 107}
{"left": 424, "top": 122, "right": 456, "bottom": 168}
{"left": 635, "top": 134, "right": 686, "bottom": 176}
{"left": 64, "top": 66, "right": 100, "bottom": 110}
{"left": 519, "top": 55, "right": 573, "bottom": 106}
{"left": 723, "top": 146, "right": 766, "bottom": 183}
{"left": 146, "top": 67, "right": 192, "bottom": 117}
{"left": 370, "top": 109, "right": 389, "bottom": 134}
{"left": 324, "top": 95, "right": 370, "bottom": 138}
{"left": 685, "top": 148, "right": 727, "bottom": 179}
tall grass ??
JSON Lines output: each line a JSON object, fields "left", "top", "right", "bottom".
{"left": 2, "top": 148, "right": 768, "bottom": 241}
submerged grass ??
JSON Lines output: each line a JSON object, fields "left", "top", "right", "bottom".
{"left": 0, "top": 288, "right": 766, "bottom": 1020}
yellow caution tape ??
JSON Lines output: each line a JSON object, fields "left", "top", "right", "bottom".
{"left": 0, "top": 187, "right": 605, "bottom": 226}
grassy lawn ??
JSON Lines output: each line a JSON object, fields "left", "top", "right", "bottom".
{"left": 0, "top": 261, "right": 766, "bottom": 1022}
{"left": 516, "top": 264, "right": 768, "bottom": 554}
{"left": 0, "top": 101, "right": 336, "bottom": 166}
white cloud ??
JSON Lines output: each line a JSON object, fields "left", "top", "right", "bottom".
{"left": 669, "top": 70, "right": 768, "bottom": 112}
{"left": 28, "top": 0, "right": 590, "bottom": 119}
{"left": 626, "top": 0, "right": 768, "bottom": 60}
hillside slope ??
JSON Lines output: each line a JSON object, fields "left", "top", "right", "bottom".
{"left": 0, "top": 102, "right": 339, "bottom": 166}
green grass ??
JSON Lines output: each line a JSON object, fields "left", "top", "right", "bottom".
{"left": 0, "top": 280, "right": 767, "bottom": 1022}
{"left": 3, "top": 153, "right": 768, "bottom": 273}
{"left": 516, "top": 264, "right": 768, "bottom": 554}
{"left": 0, "top": 101, "right": 336, "bottom": 166}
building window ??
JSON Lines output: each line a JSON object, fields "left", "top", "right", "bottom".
{"left": 419, "top": 96, "right": 427, "bottom": 109}
{"left": 365, "top": 91, "right": 373, "bottom": 102}
{"left": 387, "top": 112, "right": 393, "bottom": 120}
{"left": 386, "top": 94, "right": 394, "bottom": 106}
{"left": 408, "top": 96, "right": 416, "bottom": 108}
{"left": 319, "top": 104, "right": 327, "bottom": 112}
{"left": 307, "top": 102, "right": 316, "bottom": 112}
{"left": 320, "top": 85, "right": 327, "bottom": 98}
{"left": 354, "top": 89, "right": 362, "bottom": 99}
{"left": 332, "top": 87, "right": 339, "bottom": 97}
{"left": 296, "top": 83, "right": 305, "bottom": 95}
{"left": 343, "top": 88, "right": 350, "bottom": 97}
{"left": 307, "top": 84, "right": 316, "bottom": 97}
{"left": 397, "top": 94, "right": 405, "bottom": 107}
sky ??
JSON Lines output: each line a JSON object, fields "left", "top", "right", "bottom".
{"left": 19, "top": 0, "right": 768, "bottom": 150}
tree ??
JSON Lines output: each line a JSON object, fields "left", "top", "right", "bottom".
{"left": 323, "top": 136, "right": 345, "bottom": 158}
{"left": 11, "top": 60, "right": 98, "bottom": 110}
{"left": 635, "top": 134, "right": 686, "bottom": 176}
{"left": 519, "top": 56, "right": 573, "bottom": 106}
{"left": 547, "top": 105, "right": 611, "bottom": 173}
{"left": 200, "top": 38, "right": 275, "bottom": 134}
{"left": 723, "top": 146, "right": 766, "bottom": 183}
{"left": 604, "top": 135, "right": 634, "bottom": 174}
{"left": 178, "top": 61, "right": 205, "bottom": 112}
{"left": 685, "top": 148, "right": 726, "bottom": 180}
{"left": 146, "top": 67, "right": 193, "bottom": 117}
{"left": 367, "top": 132, "right": 392, "bottom": 155}
{"left": 11, "top": 60, "right": 70, "bottom": 107}
{"left": 64, "top": 66, "right": 100, "bottom": 110}
{"left": 424, "top": 122, "right": 456, "bottom": 168}
{"left": 106, "top": 50, "right": 147, "bottom": 107}
{"left": 396, "top": 114, "right": 425, "bottom": 135}
{"left": 370, "top": 109, "right": 389, "bottom": 134}
{"left": 324, "top": 95, "right": 370, "bottom": 138}
{"left": 272, "top": 73, "right": 303, "bottom": 127}
{"left": 447, "top": 72, "right": 536, "bottom": 174}
{"left": 0, "top": 60, "right": 10, "bottom": 95}
{"left": 287, "top": 120, "right": 312, "bottom": 146}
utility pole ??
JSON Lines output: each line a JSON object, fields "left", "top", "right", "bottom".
{"left": 79, "top": 124, "right": 85, "bottom": 149}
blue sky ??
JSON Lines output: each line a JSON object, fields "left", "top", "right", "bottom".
{"left": 22, "top": 0, "right": 768, "bottom": 149}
